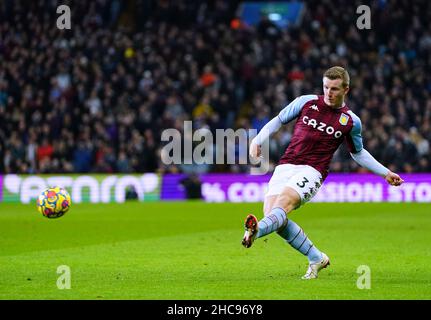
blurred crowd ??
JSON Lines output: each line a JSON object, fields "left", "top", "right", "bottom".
{"left": 0, "top": 0, "right": 430, "bottom": 175}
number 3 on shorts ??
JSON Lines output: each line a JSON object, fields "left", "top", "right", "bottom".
{"left": 296, "top": 177, "right": 309, "bottom": 188}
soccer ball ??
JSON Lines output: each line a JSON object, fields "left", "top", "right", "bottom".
{"left": 37, "top": 187, "right": 71, "bottom": 218}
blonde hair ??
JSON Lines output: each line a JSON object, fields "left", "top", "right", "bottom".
{"left": 323, "top": 66, "right": 350, "bottom": 88}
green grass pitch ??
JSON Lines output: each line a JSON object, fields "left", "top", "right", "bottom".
{"left": 0, "top": 201, "right": 430, "bottom": 300}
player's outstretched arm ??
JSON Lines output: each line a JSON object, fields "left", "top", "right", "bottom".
{"left": 250, "top": 116, "right": 282, "bottom": 158}
{"left": 347, "top": 113, "right": 404, "bottom": 187}
{"left": 350, "top": 148, "right": 404, "bottom": 186}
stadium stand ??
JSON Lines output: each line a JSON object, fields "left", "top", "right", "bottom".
{"left": 0, "top": 0, "right": 430, "bottom": 174}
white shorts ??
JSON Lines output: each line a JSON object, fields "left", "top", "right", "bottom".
{"left": 266, "top": 164, "right": 323, "bottom": 205}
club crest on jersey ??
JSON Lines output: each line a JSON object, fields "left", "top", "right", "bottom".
{"left": 339, "top": 113, "right": 349, "bottom": 126}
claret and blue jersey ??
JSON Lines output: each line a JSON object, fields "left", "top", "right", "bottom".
{"left": 277, "top": 95, "right": 363, "bottom": 180}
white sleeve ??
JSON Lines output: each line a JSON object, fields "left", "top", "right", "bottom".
{"left": 350, "top": 148, "right": 389, "bottom": 177}
{"left": 251, "top": 116, "right": 282, "bottom": 146}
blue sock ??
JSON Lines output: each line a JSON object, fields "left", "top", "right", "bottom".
{"left": 256, "top": 207, "right": 287, "bottom": 238}
{"left": 277, "top": 219, "right": 323, "bottom": 263}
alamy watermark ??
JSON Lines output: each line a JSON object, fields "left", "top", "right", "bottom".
{"left": 356, "top": 5, "right": 371, "bottom": 30}
{"left": 57, "top": 265, "right": 71, "bottom": 289}
{"left": 160, "top": 121, "right": 269, "bottom": 174}
{"left": 56, "top": 5, "right": 71, "bottom": 30}
{"left": 356, "top": 265, "right": 371, "bottom": 289}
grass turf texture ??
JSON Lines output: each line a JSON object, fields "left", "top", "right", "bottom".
{"left": 0, "top": 202, "right": 430, "bottom": 300}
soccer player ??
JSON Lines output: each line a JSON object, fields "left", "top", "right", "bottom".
{"left": 242, "top": 66, "right": 404, "bottom": 279}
